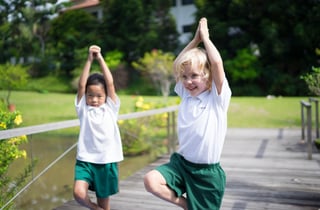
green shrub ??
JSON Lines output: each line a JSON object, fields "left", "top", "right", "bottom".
{"left": 301, "top": 66, "right": 320, "bottom": 96}
{"left": 119, "top": 96, "right": 175, "bottom": 156}
{"left": 0, "top": 104, "right": 35, "bottom": 209}
{"left": 0, "top": 63, "right": 29, "bottom": 105}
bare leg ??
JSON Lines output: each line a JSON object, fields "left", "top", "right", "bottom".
{"left": 97, "top": 197, "right": 110, "bottom": 210}
{"left": 143, "top": 170, "right": 188, "bottom": 210}
{"left": 73, "top": 180, "right": 104, "bottom": 210}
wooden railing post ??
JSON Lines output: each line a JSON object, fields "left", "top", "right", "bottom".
{"left": 167, "top": 110, "right": 177, "bottom": 154}
{"left": 306, "top": 104, "right": 312, "bottom": 160}
{"left": 172, "top": 111, "right": 176, "bottom": 151}
{"left": 300, "top": 100, "right": 312, "bottom": 160}
{"left": 167, "top": 111, "right": 171, "bottom": 153}
{"left": 309, "top": 97, "right": 319, "bottom": 138}
{"left": 301, "top": 101, "right": 305, "bottom": 141}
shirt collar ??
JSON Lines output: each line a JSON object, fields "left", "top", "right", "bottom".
{"left": 88, "top": 104, "right": 106, "bottom": 111}
{"left": 187, "top": 90, "right": 209, "bottom": 102}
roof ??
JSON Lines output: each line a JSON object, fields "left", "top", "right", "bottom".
{"left": 68, "top": 0, "right": 100, "bottom": 10}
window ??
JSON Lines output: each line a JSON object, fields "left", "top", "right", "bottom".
{"left": 182, "top": 0, "right": 193, "bottom": 5}
{"left": 183, "top": 24, "right": 193, "bottom": 33}
{"left": 91, "top": 11, "right": 98, "bottom": 19}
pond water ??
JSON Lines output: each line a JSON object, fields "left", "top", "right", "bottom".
{"left": 6, "top": 130, "right": 161, "bottom": 210}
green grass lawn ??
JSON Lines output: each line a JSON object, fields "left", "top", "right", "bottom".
{"left": 1, "top": 90, "right": 316, "bottom": 128}
{"left": 228, "top": 96, "right": 307, "bottom": 128}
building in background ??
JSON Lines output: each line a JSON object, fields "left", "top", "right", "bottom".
{"left": 66, "top": 0, "right": 103, "bottom": 19}
{"left": 67, "top": 0, "right": 196, "bottom": 44}
{"left": 170, "top": 0, "right": 196, "bottom": 44}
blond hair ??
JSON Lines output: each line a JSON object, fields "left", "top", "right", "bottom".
{"left": 174, "top": 47, "right": 212, "bottom": 89}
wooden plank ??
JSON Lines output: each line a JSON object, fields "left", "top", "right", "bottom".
{"left": 54, "top": 128, "right": 320, "bottom": 210}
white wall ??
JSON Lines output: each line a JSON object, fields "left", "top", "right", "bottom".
{"left": 170, "top": 0, "right": 196, "bottom": 44}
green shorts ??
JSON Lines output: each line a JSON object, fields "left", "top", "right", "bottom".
{"left": 156, "top": 153, "right": 226, "bottom": 210}
{"left": 74, "top": 160, "right": 119, "bottom": 198}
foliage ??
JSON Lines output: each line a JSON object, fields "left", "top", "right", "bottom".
{"left": 119, "top": 118, "right": 150, "bottom": 156}
{"left": 301, "top": 66, "right": 320, "bottom": 96}
{"left": 0, "top": 63, "right": 29, "bottom": 105}
{"left": 224, "top": 47, "right": 262, "bottom": 95}
{"left": 119, "top": 96, "right": 175, "bottom": 156}
{"left": 194, "top": 0, "right": 320, "bottom": 96}
{"left": 48, "top": 9, "right": 100, "bottom": 78}
{"left": 100, "top": 0, "right": 179, "bottom": 63}
{"left": 105, "top": 50, "right": 124, "bottom": 70}
{"left": 0, "top": 0, "right": 179, "bottom": 91}
{"left": 132, "top": 49, "right": 175, "bottom": 98}
{"left": 0, "top": 105, "right": 33, "bottom": 209}
{"left": 0, "top": 0, "right": 66, "bottom": 65}
{"left": 225, "top": 48, "right": 260, "bottom": 81}
{"left": 26, "top": 75, "right": 70, "bottom": 93}
{"left": 70, "top": 48, "right": 125, "bottom": 92}
{"left": 72, "top": 48, "right": 124, "bottom": 76}
{"left": 1, "top": 1, "right": 319, "bottom": 96}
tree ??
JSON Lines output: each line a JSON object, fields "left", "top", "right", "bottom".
{"left": 148, "top": 0, "right": 180, "bottom": 53}
{"left": 48, "top": 10, "right": 100, "bottom": 78}
{"left": 132, "top": 49, "right": 175, "bottom": 98}
{"left": 194, "top": 0, "right": 320, "bottom": 96}
{"left": 99, "top": 0, "right": 179, "bottom": 92}
{"left": 224, "top": 47, "right": 262, "bottom": 95}
{"left": 0, "top": 63, "right": 29, "bottom": 107}
{"left": 71, "top": 47, "right": 126, "bottom": 91}
{"left": 0, "top": 0, "right": 65, "bottom": 64}
{"left": 100, "top": 0, "right": 179, "bottom": 63}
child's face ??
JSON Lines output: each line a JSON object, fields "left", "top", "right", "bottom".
{"left": 181, "top": 64, "right": 208, "bottom": 97}
{"left": 85, "top": 84, "right": 106, "bottom": 107}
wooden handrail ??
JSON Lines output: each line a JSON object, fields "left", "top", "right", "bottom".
{"left": 0, "top": 105, "right": 179, "bottom": 140}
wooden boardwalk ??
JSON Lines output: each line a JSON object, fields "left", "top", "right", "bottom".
{"left": 54, "top": 128, "right": 320, "bottom": 210}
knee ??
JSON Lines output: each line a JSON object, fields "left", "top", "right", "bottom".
{"left": 143, "top": 172, "right": 152, "bottom": 192}
{"left": 73, "top": 186, "right": 86, "bottom": 202}
{"left": 143, "top": 170, "right": 160, "bottom": 193}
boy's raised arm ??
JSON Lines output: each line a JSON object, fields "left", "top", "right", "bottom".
{"left": 199, "top": 18, "right": 225, "bottom": 94}
{"left": 77, "top": 48, "right": 94, "bottom": 104}
{"left": 95, "top": 48, "right": 117, "bottom": 103}
{"left": 173, "top": 21, "right": 202, "bottom": 79}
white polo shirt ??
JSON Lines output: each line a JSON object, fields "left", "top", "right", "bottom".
{"left": 175, "top": 79, "right": 231, "bottom": 164}
{"left": 75, "top": 95, "right": 123, "bottom": 164}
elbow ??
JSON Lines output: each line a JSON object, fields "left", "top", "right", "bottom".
{"left": 211, "top": 59, "right": 223, "bottom": 68}
{"left": 78, "top": 83, "right": 86, "bottom": 91}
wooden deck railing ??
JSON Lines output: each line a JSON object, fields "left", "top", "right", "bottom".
{"left": 0, "top": 105, "right": 179, "bottom": 210}
{"left": 0, "top": 105, "right": 179, "bottom": 140}
{"left": 300, "top": 100, "right": 312, "bottom": 160}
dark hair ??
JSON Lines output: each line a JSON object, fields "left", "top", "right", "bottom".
{"left": 85, "top": 73, "right": 107, "bottom": 95}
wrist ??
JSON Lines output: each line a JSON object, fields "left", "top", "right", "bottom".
{"left": 202, "top": 36, "right": 210, "bottom": 43}
{"left": 191, "top": 38, "right": 201, "bottom": 46}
